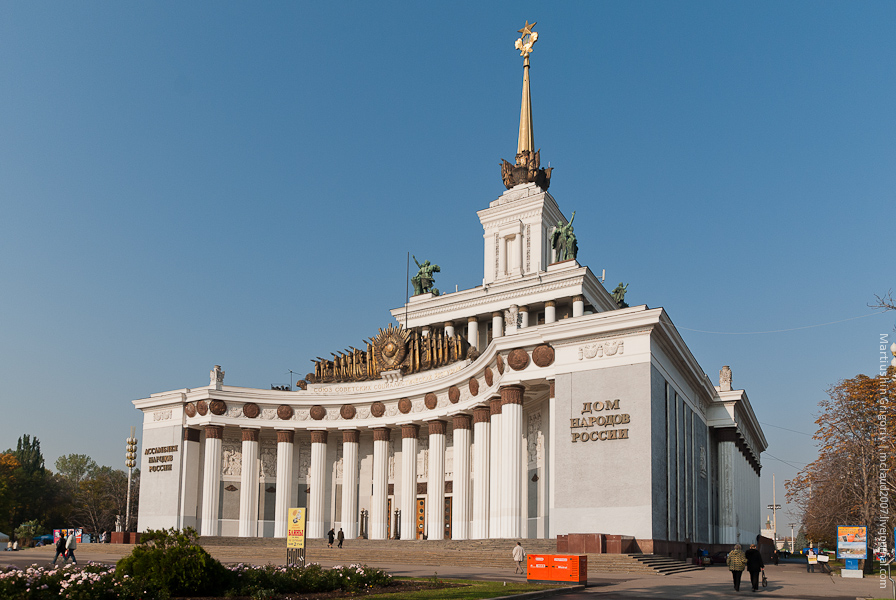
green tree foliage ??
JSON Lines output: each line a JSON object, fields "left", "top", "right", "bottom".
{"left": 3, "top": 435, "right": 50, "bottom": 536}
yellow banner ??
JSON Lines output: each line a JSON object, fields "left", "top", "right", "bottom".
{"left": 287, "top": 508, "right": 306, "bottom": 549}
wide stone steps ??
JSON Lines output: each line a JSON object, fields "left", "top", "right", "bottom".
{"left": 196, "top": 538, "right": 700, "bottom": 574}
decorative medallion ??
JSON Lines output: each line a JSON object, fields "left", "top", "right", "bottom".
{"left": 448, "top": 386, "right": 460, "bottom": 404}
{"left": 398, "top": 398, "right": 412, "bottom": 414}
{"left": 277, "top": 404, "right": 294, "bottom": 420}
{"left": 469, "top": 378, "right": 480, "bottom": 396}
{"left": 309, "top": 405, "right": 326, "bottom": 420}
{"left": 243, "top": 403, "right": 260, "bottom": 419}
{"left": 224, "top": 484, "right": 238, "bottom": 492}
{"left": 371, "top": 401, "right": 386, "bottom": 417}
{"left": 196, "top": 400, "right": 208, "bottom": 416}
{"left": 508, "top": 348, "right": 530, "bottom": 371}
{"left": 496, "top": 354, "right": 505, "bottom": 374}
{"left": 340, "top": 404, "right": 356, "bottom": 420}
{"left": 424, "top": 393, "right": 438, "bottom": 410}
{"left": 209, "top": 400, "right": 227, "bottom": 416}
{"left": 484, "top": 367, "right": 494, "bottom": 387}
{"left": 532, "top": 344, "right": 555, "bottom": 367}
{"left": 184, "top": 403, "right": 196, "bottom": 418}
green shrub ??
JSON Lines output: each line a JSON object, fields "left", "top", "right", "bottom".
{"left": 115, "top": 527, "right": 233, "bottom": 597}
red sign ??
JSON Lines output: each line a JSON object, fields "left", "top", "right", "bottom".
{"left": 526, "top": 554, "right": 587, "bottom": 583}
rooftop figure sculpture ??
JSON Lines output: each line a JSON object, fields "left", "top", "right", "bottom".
{"left": 412, "top": 255, "right": 440, "bottom": 296}
{"left": 612, "top": 282, "right": 629, "bottom": 309}
{"left": 550, "top": 211, "right": 578, "bottom": 262}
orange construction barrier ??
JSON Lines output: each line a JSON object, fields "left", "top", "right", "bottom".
{"left": 526, "top": 554, "right": 587, "bottom": 584}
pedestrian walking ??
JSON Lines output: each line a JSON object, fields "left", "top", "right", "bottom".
{"left": 727, "top": 543, "right": 746, "bottom": 591}
{"left": 744, "top": 544, "right": 764, "bottom": 591}
{"left": 64, "top": 531, "right": 78, "bottom": 565}
{"left": 327, "top": 528, "right": 335, "bottom": 548}
{"left": 512, "top": 542, "right": 526, "bottom": 574}
{"left": 51, "top": 535, "right": 67, "bottom": 565}
{"left": 337, "top": 528, "right": 345, "bottom": 548}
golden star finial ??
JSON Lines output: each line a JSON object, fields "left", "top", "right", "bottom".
{"left": 515, "top": 20, "right": 539, "bottom": 57}
{"left": 518, "top": 20, "right": 536, "bottom": 36}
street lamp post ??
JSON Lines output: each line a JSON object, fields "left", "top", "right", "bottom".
{"left": 125, "top": 426, "right": 137, "bottom": 532}
{"left": 789, "top": 523, "right": 796, "bottom": 553}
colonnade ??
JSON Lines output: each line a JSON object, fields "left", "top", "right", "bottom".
{"left": 195, "top": 385, "right": 527, "bottom": 540}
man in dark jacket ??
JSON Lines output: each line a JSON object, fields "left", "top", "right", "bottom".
{"left": 744, "top": 544, "right": 765, "bottom": 591}
{"left": 51, "top": 534, "right": 67, "bottom": 565}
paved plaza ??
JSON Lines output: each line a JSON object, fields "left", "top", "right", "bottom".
{"left": 1, "top": 545, "right": 891, "bottom": 599}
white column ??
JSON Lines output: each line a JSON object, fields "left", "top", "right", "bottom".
{"left": 426, "top": 420, "right": 447, "bottom": 540}
{"left": 519, "top": 306, "right": 529, "bottom": 329}
{"left": 200, "top": 425, "right": 223, "bottom": 537}
{"left": 572, "top": 295, "right": 584, "bottom": 317}
{"left": 340, "top": 430, "right": 360, "bottom": 538}
{"left": 489, "top": 397, "right": 502, "bottom": 536}
{"left": 452, "top": 414, "right": 472, "bottom": 540}
{"left": 467, "top": 317, "right": 479, "bottom": 350}
{"left": 239, "top": 428, "right": 260, "bottom": 537}
{"left": 718, "top": 430, "right": 738, "bottom": 544}
{"left": 370, "top": 428, "right": 390, "bottom": 540}
{"left": 501, "top": 386, "right": 524, "bottom": 539}
{"left": 444, "top": 321, "right": 455, "bottom": 338}
{"left": 544, "top": 301, "right": 556, "bottom": 324}
{"left": 400, "top": 424, "right": 418, "bottom": 540}
{"left": 274, "top": 430, "right": 295, "bottom": 538}
{"left": 308, "top": 430, "right": 328, "bottom": 539}
{"left": 471, "top": 407, "right": 491, "bottom": 539}
{"left": 179, "top": 428, "right": 202, "bottom": 530}
{"left": 492, "top": 311, "right": 504, "bottom": 339}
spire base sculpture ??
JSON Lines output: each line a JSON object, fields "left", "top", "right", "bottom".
{"left": 501, "top": 21, "right": 552, "bottom": 191}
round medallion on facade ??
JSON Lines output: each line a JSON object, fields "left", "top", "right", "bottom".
{"left": 209, "top": 400, "right": 227, "bottom": 416}
{"left": 370, "top": 401, "right": 386, "bottom": 417}
{"left": 196, "top": 400, "right": 208, "bottom": 416}
{"left": 469, "top": 378, "right": 480, "bottom": 396}
{"left": 277, "top": 404, "right": 294, "bottom": 420}
{"left": 424, "top": 393, "right": 438, "bottom": 410}
{"left": 532, "top": 344, "right": 555, "bottom": 367}
{"left": 508, "top": 348, "right": 530, "bottom": 371}
{"left": 184, "top": 403, "right": 197, "bottom": 418}
{"left": 340, "top": 404, "right": 356, "bottom": 420}
{"left": 448, "top": 386, "right": 460, "bottom": 404}
{"left": 398, "top": 398, "right": 412, "bottom": 414}
{"left": 309, "top": 405, "right": 326, "bottom": 420}
{"left": 484, "top": 367, "right": 494, "bottom": 387}
{"left": 243, "top": 403, "right": 260, "bottom": 418}
{"left": 496, "top": 353, "right": 505, "bottom": 374}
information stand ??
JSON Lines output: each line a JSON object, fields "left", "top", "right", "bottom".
{"left": 837, "top": 526, "right": 866, "bottom": 579}
{"left": 286, "top": 508, "right": 306, "bottom": 567}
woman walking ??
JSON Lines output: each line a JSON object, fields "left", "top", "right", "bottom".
{"left": 744, "top": 544, "right": 765, "bottom": 591}
{"left": 727, "top": 544, "right": 747, "bottom": 591}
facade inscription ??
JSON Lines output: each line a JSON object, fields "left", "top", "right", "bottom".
{"left": 570, "top": 400, "right": 630, "bottom": 442}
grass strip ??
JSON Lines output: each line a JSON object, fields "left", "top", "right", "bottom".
{"left": 365, "top": 578, "right": 564, "bottom": 600}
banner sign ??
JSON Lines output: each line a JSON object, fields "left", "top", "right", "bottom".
{"left": 836, "top": 526, "right": 867, "bottom": 560}
{"left": 287, "top": 508, "right": 306, "bottom": 549}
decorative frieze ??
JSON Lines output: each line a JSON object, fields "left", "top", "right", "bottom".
{"left": 578, "top": 340, "right": 624, "bottom": 360}
{"left": 153, "top": 410, "right": 172, "bottom": 421}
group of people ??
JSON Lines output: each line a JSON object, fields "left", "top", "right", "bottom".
{"left": 326, "top": 528, "right": 345, "bottom": 549}
{"left": 726, "top": 543, "right": 765, "bottom": 592}
{"left": 51, "top": 532, "right": 79, "bottom": 566}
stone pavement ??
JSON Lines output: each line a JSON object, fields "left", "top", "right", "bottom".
{"left": 2, "top": 545, "right": 892, "bottom": 599}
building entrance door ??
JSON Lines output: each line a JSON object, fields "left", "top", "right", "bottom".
{"left": 416, "top": 498, "right": 426, "bottom": 539}
{"left": 444, "top": 497, "right": 452, "bottom": 539}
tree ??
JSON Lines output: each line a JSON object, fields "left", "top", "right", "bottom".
{"left": 0, "top": 453, "right": 21, "bottom": 535}
{"left": 55, "top": 454, "right": 97, "bottom": 500}
{"left": 786, "top": 368, "right": 896, "bottom": 572}
{"left": 4, "top": 435, "right": 50, "bottom": 536}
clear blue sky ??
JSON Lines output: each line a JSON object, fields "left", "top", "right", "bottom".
{"left": 1, "top": 2, "right": 894, "bottom": 532}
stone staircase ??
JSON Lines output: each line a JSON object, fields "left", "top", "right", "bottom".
{"left": 197, "top": 537, "right": 700, "bottom": 574}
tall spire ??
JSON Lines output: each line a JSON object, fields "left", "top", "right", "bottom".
{"left": 516, "top": 21, "right": 537, "bottom": 155}
{"left": 501, "top": 21, "right": 552, "bottom": 191}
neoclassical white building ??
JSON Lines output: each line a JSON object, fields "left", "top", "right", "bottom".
{"left": 134, "top": 24, "right": 765, "bottom": 554}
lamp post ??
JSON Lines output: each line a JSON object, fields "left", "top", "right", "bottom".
{"left": 125, "top": 426, "right": 138, "bottom": 532}
{"left": 789, "top": 523, "right": 796, "bottom": 553}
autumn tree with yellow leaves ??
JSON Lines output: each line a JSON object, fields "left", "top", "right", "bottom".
{"left": 786, "top": 367, "right": 896, "bottom": 571}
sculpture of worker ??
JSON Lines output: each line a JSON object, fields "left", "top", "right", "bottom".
{"left": 550, "top": 211, "right": 578, "bottom": 262}
{"left": 412, "top": 255, "right": 441, "bottom": 296}
{"left": 612, "top": 282, "right": 629, "bottom": 309}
